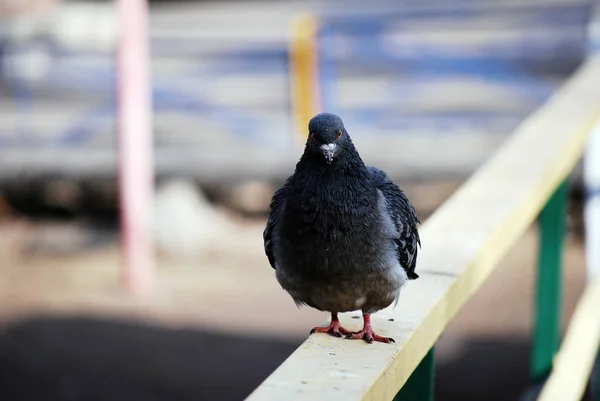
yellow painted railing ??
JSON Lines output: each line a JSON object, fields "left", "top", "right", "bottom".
{"left": 250, "top": 53, "right": 600, "bottom": 400}
{"left": 539, "top": 273, "right": 600, "bottom": 401}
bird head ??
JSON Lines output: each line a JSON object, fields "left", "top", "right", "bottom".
{"left": 306, "top": 113, "right": 350, "bottom": 165}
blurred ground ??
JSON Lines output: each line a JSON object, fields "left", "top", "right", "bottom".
{"left": 0, "top": 181, "right": 588, "bottom": 401}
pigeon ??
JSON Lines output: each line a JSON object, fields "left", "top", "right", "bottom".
{"left": 263, "top": 113, "right": 420, "bottom": 344}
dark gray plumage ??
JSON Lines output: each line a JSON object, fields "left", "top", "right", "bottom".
{"left": 263, "top": 113, "right": 420, "bottom": 343}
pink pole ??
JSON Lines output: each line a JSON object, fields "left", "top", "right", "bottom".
{"left": 116, "top": 0, "right": 155, "bottom": 294}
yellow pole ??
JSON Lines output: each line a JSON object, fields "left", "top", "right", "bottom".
{"left": 289, "top": 13, "right": 320, "bottom": 144}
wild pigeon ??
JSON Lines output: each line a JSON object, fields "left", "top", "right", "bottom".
{"left": 263, "top": 113, "right": 420, "bottom": 344}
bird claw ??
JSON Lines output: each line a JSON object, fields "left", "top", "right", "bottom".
{"left": 345, "top": 329, "right": 395, "bottom": 344}
{"left": 310, "top": 321, "right": 352, "bottom": 338}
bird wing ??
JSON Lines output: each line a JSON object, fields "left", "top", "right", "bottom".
{"left": 263, "top": 179, "right": 289, "bottom": 269}
{"left": 368, "top": 166, "right": 421, "bottom": 279}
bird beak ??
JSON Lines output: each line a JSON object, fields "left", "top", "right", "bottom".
{"left": 320, "top": 143, "right": 336, "bottom": 164}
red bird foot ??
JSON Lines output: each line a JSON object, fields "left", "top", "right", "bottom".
{"left": 345, "top": 329, "right": 395, "bottom": 344}
{"left": 310, "top": 313, "right": 352, "bottom": 338}
{"left": 345, "top": 313, "right": 395, "bottom": 344}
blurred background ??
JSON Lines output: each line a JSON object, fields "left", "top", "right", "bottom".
{"left": 0, "top": 0, "right": 597, "bottom": 400}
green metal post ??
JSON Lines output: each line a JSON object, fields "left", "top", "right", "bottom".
{"left": 394, "top": 347, "right": 435, "bottom": 401}
{"left": 593, "top": 358, "right": 600, "bottom": 401}
{"left": 531, "top": 180, "right": 568, "bottom": 381}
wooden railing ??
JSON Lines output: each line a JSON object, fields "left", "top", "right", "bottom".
{"left": 247, "top": 55, "right": 600, "bottom": 400}
{"left": 539, "top": 272, "right": 600, "bottom": 401}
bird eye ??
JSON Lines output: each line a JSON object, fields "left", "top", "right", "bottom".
{"left": 337, "top": 130, "right": 343, "bottom": 139}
